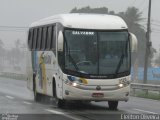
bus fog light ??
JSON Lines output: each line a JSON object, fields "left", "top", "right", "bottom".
{"left": 118, "top": 83, "right": 124, "bottom": 88}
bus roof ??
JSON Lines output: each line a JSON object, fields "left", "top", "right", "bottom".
{"left": 30, "top": 13, "right": 128, "bottom": 30}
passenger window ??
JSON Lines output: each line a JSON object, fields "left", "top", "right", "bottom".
{"left": 31, "top": 29, "right": 35, "bottom": 50}
{"left": 28, "top": 29, "right": 33, "bottom": 50}
{"left": 51, "top": 26, "right": 56, "bottom": 51}
{"left": 47, "top": 26, "right": 53, "bottom": 50}
{"left": 37, "top": 28, "right": 42, "bottom": 50}
{"left": 33, "top": 29, "right": 38, "bottom": 50}
{"left": 42, "top": 27, "right": 47, "bottom": 50}
{"left": 28, "top": 31, "right": 31, "bottom": 47}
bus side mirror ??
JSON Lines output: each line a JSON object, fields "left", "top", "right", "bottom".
{"left": 58, "top": 31, "right": 64, "bottom": 51}
{"left": 129, "top": 33, "right": 138, "bottom": 52}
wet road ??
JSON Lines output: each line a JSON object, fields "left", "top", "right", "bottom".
{"left": 0, "top": 77, "right": 160, "bottom": 120}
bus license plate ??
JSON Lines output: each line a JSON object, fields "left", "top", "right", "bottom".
{"left": 92, "top": 93, "right": 104, "bottom": 98}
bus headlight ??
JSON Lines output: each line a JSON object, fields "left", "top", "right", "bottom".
{"left": 72, "top": 82, "right": 78, "bottom": 87}
{"left": 64, "top": 76, "right": 83, "bottom": 87}
{"left": 118, "top": 83, "right": 124, "bottom": 88}
{"left": 119, "top": 77, "right": 130, "bottom": 88}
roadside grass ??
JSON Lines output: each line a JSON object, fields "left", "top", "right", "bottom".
{"left": 131, "top": 89, "right": 160, "bottom": 101}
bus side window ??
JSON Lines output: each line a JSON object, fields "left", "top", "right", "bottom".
{"left": 42, "top": 27, "right": 47, "bottom": 50}
{"left": 35, "top": 28, "right": 39, "bottom": 49}
{"left": 33, "top": 29, "right": 38, "bottom": 50}
{"left": 28, "top": 29, "right": 33, "bottom": 50}
{"left": 28, "top": 30, "right": 30, "bottom": 49}
{"left": 37, "top": 28, "right": 42, "bottom": 50}
{"left": 47, "top": 26, "right": 53, "bottom": 50}
{"left": 51, "top": 26, "right": 56, "bottom": 54}
{"left": 31, "top": 29, "right": 35, "bottom": 50}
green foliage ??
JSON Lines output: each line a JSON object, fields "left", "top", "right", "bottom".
{"left": 132, "top": 90, "right": 160, "bottom": 100}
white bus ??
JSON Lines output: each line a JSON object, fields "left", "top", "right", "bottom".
{"left": 27, "top": 13, "right": 137, "bottom": 110}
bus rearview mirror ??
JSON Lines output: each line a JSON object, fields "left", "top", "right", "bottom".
{"left": 58, "top": 31, "right": 64, "bottom": 51}
{"left": 129, "top": 33, "right": 138, "bottom": 53}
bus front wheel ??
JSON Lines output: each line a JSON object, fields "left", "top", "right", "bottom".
{"left": 55, "top": 96, "right": 65, "bottom": 108}
{"left": 53, "top": 80, "right": 65, "bottom": 108}
{"left": 108, "top": 101, "right": 118, "bottom": 110}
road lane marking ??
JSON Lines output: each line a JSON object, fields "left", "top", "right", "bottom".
{"left": 6, "top": 95, "right": 14, "bottom": 99}
{"left": 45, "top": 109, "right": 82, "bottom": 120}
{"left": 45, "top": 109, "right": 64, "bottom": 114}
{"left": 133, "top": 108, "right": 158, "bottom": 114}
{"left": 23, "top": 101, "right": 32, "bottom": 105}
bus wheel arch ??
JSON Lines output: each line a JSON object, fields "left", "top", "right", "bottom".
{"left": 52, "top": 77, "right": 65, "bottom": 108}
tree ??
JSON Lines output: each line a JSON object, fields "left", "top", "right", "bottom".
{"left": 15, "top": 39, "right": 21, "bottom": 48}
{"left": 70, "top": 6, "right": 108, "bottom": 14}
{"left": 9, "top": 39, "right": 24, "bottom": 65}
{"left": 119, "top": 7, "right": 143, "bottom": 29}
{"left": 118, "top": 7, "right": 155, "bottom": 67}
{"left": 118, "top": 7, "right": 144, "bottom": 66}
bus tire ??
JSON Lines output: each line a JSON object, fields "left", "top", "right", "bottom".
{"left": 108, "top": 101, "right": 118, "bottom": 110}
{"left": 55, "top": 96, "right": 65, "bottom": 108}
{"left": 33, "top": 76, "right": 41, "bottom": 102}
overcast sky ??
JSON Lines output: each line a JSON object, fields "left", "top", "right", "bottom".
{"left": 0, "top": 0, "right": 159, "bottom": 50}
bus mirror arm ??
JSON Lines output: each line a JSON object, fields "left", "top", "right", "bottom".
{"left": 58, "top": 31, "right": 64, "bottom": 51}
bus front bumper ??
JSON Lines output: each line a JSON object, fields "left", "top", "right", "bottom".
{"left": 63, "top": 84, "right": 130, "bottom": 101}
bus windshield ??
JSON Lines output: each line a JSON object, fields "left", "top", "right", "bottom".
{"left": 63, "top": 29, "right": 130, "bottom": 78}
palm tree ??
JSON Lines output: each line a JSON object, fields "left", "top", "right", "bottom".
{"left": 119, "top": 7, "right": 144, "bottom": 31}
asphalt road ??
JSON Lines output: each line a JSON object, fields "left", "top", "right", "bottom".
{"left": 0, "top": 77, "right": 160, "bottom": 120}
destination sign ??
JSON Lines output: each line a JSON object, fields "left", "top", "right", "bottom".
{"left": 72, "top": 31, "right": 95, "bottom": 35}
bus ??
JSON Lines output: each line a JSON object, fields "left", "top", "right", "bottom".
{"left": 27, "top": 13, "right": 137, "bottom": 110}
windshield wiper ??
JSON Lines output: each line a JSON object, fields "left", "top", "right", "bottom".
{"left": 67, "top": 52, "right": 79, "bottom": 71}
{"left": 115, "top": 54, "right": 124, "bottom": 74}
{"left": 115, "top": 37, "right": 129, "bottom": 74}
